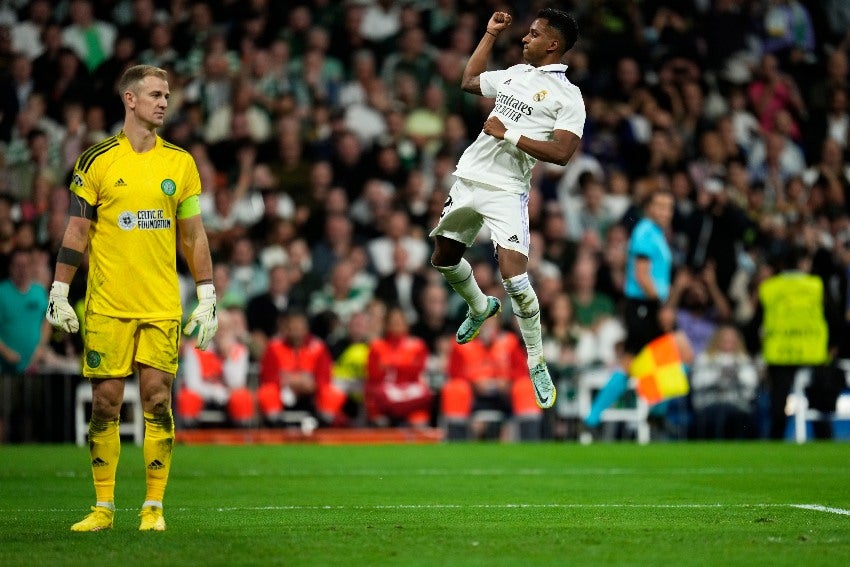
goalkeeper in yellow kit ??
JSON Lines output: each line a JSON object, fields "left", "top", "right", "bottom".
{"left": 46, "top": 65, "right": 218, "bottom": 532}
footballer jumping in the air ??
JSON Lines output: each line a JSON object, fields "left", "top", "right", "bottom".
{"left": 430, "top": 8, "right": 586, "bottom": 409}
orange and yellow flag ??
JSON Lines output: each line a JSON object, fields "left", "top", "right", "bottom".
{"left": 628, "top": 333, "right": 689, "bottom": 405}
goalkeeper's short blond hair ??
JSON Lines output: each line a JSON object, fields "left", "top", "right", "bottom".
{"left": 117, "top": 65, "right": 168, "bottom": 97}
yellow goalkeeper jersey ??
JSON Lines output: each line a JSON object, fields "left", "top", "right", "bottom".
{"left": 70, "top": 132, "right": 201, "bottom": 319}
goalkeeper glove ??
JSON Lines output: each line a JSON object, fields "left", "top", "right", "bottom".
{"left": 46, "top": 281, "right": 80, "bottom": 333}
{"left": 184, "top": 283, "right": 218, "bottom": 350}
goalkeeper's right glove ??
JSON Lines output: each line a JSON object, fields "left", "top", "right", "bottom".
{"left": 184, "top": 283, "right": 218, "bottom": 350}
{"left": 46, "top": 281, "right": 80, "bottom": 333}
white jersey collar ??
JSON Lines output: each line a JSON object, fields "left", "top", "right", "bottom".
{"left": 532, "top": 63, "right": 568, "bottom": 73}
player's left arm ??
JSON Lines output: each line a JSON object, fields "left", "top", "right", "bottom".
{"left": 177, "top": 211, "right": 213, "bottom": 284}
{"left": 483, "top": 118, "right": 580, "bottom": 166}
{"left": 178, "top": 200, "right": 218, "bottom": 349}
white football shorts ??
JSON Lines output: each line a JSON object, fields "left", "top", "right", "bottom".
{"left": 429, "top": 177, "right": 530, "bottom": 256}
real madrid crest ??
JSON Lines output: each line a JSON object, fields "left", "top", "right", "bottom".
{"left": 533, "top": 90, "right": 547, "bottom": 102}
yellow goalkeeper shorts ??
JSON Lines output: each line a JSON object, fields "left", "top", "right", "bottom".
{"left": 82, "top": 313, "right": 181, "bottom": 378}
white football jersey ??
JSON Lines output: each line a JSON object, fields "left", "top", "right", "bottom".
{"left": 454, "top": 63, "right": 586, "bottom": 194}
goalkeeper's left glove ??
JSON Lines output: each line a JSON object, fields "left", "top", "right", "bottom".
{"left": 184, "top": 283, "right": 218, "bottom": 350}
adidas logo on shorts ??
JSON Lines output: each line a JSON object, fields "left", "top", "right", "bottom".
{"left": 508, "top": 235, "right": 520, "bottom": 243}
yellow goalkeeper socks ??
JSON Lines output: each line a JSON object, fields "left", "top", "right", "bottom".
{"left": 143, "top": 410, "right": 174, "bottom": 504}
{"left": 88, "top": 417, "right": 121, "bottom": 505}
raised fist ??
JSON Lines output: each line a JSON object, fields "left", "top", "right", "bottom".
{"left": 487, "top": 12, "right": 512, "bottom": 35}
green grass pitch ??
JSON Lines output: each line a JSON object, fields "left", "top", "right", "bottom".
{"left": 1, "top": 442, "right": 849, "bottom": 566}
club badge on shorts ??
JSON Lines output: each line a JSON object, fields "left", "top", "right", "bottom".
{"left": 86, "top": 351, "right": 102, "bottom": 368}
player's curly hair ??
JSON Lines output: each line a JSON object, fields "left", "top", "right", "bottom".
{"left": 538, "top": 8, "right": 578, "bottom": 54}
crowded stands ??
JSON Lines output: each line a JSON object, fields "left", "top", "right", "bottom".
{"left": 2, "top": 0, "right": 850, "bottom": 441}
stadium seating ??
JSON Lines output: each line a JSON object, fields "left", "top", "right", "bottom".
{"left": 788, "top": 361, "right": 850, "bottom": 443}
{"left": 576, "top": 368, "right": 650, "bottom": 444}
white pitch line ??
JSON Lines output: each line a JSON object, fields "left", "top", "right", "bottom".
{"left": 179, "top": 467, "right": 769, "bottom": 478}
{"left": 2, "top": 503, "right": 830, "bottom": 514}
{"left": 0, "top": 503, "right": 806, "bottom": 513}
{"left": 6, "top": 503, "right": 850, "bottom": 515}
{"left": 206, "top": 503, "right": 850, "bottom": 514}
{"left": 791, "top": 504, "right": 850, "bottom": 516}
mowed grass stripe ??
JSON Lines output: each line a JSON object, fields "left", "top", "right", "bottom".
{"left": 6, "top": 465, "right": 848, "bottom": 479}
{"left": 176, "top": 465, "right": 844, "bottom": 477}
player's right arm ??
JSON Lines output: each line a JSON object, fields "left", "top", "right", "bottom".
{"left": 54, "top": 195, "right": 92, "bottom": 283}
{"left": 46, "top": 194, "right": 93, "bottom": 333}
{"left": 461, "top": 11, "right": 512, "bottom": 95}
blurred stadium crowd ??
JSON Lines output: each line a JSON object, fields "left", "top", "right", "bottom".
{"left": 2, "top": 0, "right": 850, "bottom": 440}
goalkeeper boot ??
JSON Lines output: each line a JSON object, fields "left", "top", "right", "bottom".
{"left": 70, "top": 506, "right": 114, "bottom": 532}
{"left": 139, "top": 506, "right": 166, "bottom": 531}
{"left": 529, "top": 358, "right": 556, "bottom": 409}
{"left": 456, "top": 296, "right": 501, "bottom": 344}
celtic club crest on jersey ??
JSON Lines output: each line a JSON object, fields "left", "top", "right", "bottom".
{"left": 161, "top": 179, "right": 176, "bottom": 196}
